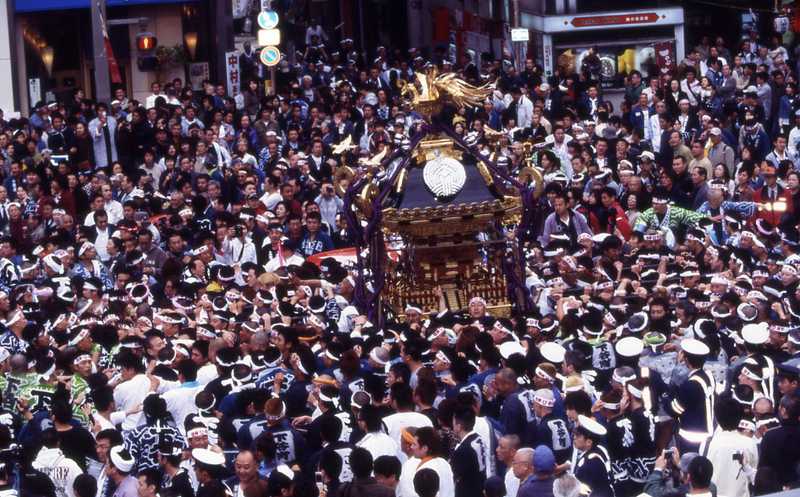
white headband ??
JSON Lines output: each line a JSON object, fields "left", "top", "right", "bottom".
{"left": 369, "top": 349, "right": 387, "bottom": 366}
{"left": 627, "top": 383, "right": 643, "bottom": 399}
{"left": 187, "top": 427, "right": 209, "bottom": 439}
{"left": 435, "top": 350, "right": 452, "bottom": 365}
{"left": 612, "top": 371, "right": 636, "bottom": 385}
{"left": 535, "top": 367, "right": 554, "bottom": 382}
{"left": 68, "top": 329, "right": 90, "bottom": 347}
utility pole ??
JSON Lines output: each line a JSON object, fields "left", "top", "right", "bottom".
{"left": 215, "top": 0, "right": 235, "bottom": 86}
{"left": 91, "top": 0, "right": 111, "bottom": 102}
{"left": 358, "top": 0, "right": 365, "bottom": 58}
{"left": 512, "top": 0, "right": 521, "bottom": 71}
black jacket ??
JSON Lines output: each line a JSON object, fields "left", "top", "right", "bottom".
{"left": 336, "top": 477, "right": 395, "bottom": 497}
{"left": 451, "top": 432, "right": 486, "bottom": 497}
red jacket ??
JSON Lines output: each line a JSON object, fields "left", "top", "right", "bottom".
{"left": 753, "top": 184, "right": 791, "bottom": 226}
{"left": 589, "top": 202, "right": 632, "bottom": 239}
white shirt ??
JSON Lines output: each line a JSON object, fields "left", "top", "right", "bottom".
{"left": 789, "top": 126, "right": 800, "bottom": 154}
{"left": 197, "top": 364, "right": 218, "bottom": 385}
{"left": 145, "top": 93, "right": 167, "bottom": 110}
{"left": 158, "top": 380, "right": 203, "bottom": 436}
{"left": 90, "top": 409, "right": 126, "bottom": 433}
{"left": 141, "top": 162, "right": 166, "bottom": 185}
{"left": 398, "top": 457, "right": 455, "bottom": 497}
{"left": 650, "top": 114, "right": 663, "bottom": 153}
{"left": 264, "top": 252, "right": 304, "bottom": 273}
{"left": 424, "top": 458, "right": 455, "bottom": 497}
{"left": 504, "top": 468, "right": 520, "bottom": 497}
{"left": 32, "top": 447, "right": 82, "bottom": 497}
{"left": 398, "top": 456, "right": 421, "bottom": 497}
{"left": 113, "top": 373, "right": 151, "bottom": 431}
{"left": 259, "top": 191, "right": 283, "bottom": 210}
{"left": 94, "top": 226, "right": 112, "bottom": 262}
{"left": 383, "top": 412, "right": 433, "bottom": 445}
{"left": 221, "top": 237, "right": 257, "bottom": 266}
{"left": 104, "top": 200, "right": 123, "bottom": 225}
{"left": 357, "top": 431, "right": 403, "bottom": 461}
{"left": 700, "top": 429, "right": 758, "bottom": 497}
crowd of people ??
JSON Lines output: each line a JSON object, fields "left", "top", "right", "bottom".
{"left": 0, "top": 8, "right": 800, "bottom": 497}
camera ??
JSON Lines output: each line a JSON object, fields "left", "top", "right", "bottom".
{"left": 732, "top": 451, "right": 744, "bottom": 463}
{"left": 234, "top": 225, "right": 244, "bottom": 237}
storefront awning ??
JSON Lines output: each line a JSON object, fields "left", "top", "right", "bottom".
{"left": 15, "top": 0, "right": 198, "bottom": 13}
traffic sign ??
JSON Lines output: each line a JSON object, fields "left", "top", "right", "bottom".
{"left": 258, "top": 28, "right": 281, "bottom": 46}
{"left": 510, "top": 28, "right": 529, "bottom": 42}
{"left": 258, "top": 10, "right": 279, "bottom": 29}
{"left": 570, "top": 12, "right": 659, "bottom": 28}
{"left": 260, "top": 46, "right": 281, "bottom": 66}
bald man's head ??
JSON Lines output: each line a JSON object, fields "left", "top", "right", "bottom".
{"left": 511, "top": 447, "right": 534, "bottom": 480}
{"left": 495, "top": 368, "right": 519, "bottom": 396}
{"left": 10, "top": 354, "right": 27, "bottom": 373}
{"left": 235, "top": 450, "right": 258, "bottom": 482}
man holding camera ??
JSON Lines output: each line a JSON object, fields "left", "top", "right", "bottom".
{"left": 316, "top": 181, "right": 343, "bottom": 230}
{"left": 699, "top": 397, "right": 757, "bottom": 497}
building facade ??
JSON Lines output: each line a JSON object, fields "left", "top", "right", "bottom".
{"left": 3, "top": 0, "right": 233, "bottom": 115}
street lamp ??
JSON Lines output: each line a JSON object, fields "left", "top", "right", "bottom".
{"left": 184, "top": 31, "right": 198, "bottom": 60}
{"left": 41, "top": 46, "right": 54, "bottom": 77}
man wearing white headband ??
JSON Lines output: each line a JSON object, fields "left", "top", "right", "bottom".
{"left": 0, "top": 308, "right": 28, "bottom": 356}
{"left": 105, "top": 445, "right": 137, "bottom": 497}
{"left": 529, "top": 388, "right": 572, "bottom": 465}
{"left": 449, "top": 296, "right": 495, "bottom": 331}
{"left": 403, "top": 302, "right": 424, "bottom": 331}
{"left": 623, "top": 377, "right": 658, "bottom": 487}
{"left": 634, "top": 187, "right": 707, "bottom": 248}
{"left": 18, "top": 356, "right": 59, "bottom": 414}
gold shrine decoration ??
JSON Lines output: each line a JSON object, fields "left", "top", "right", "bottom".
{"left": 383, "top": 196, "right": 522, "bottom": 237}
{"left": 398, "top": 67, "right": 494, "bottom": 119}
{"left": 413, "top": 137, "right": 463, "bottom": 163}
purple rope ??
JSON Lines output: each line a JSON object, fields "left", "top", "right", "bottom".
{"left": 342, "top": 128, "right": 429, "bottom": 320}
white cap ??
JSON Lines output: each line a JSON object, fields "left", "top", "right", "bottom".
{"left": 273, "top": 464, "right": 295, "bottom": 481}
{"left": 540, "top": 342, "right": 566, "bottom": 363}
{"left": 709, "top": 127, "right": 722, "bottom": 136}
{"left": 577, "top": 414, "right": 607, "bottom": 437}
{"left": 639, "top": 151, "right": 655, "bottom": 161}
{"left": 741, "top": 322, "right": 769, "bottom": 345}
{"left": 680, "top": 338, "right": 710, "bottom": 356}
{"left": 499, "top": 341, "right": 526, "bottom": 359}
{"left": 192, "top": 448, "right": 226, "bottom": 467}
{"left": 109, "top": 446, "right": 135, "bottom": 473}
{"left": 615, "top": 336, "right": 644, "bottom": 358}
